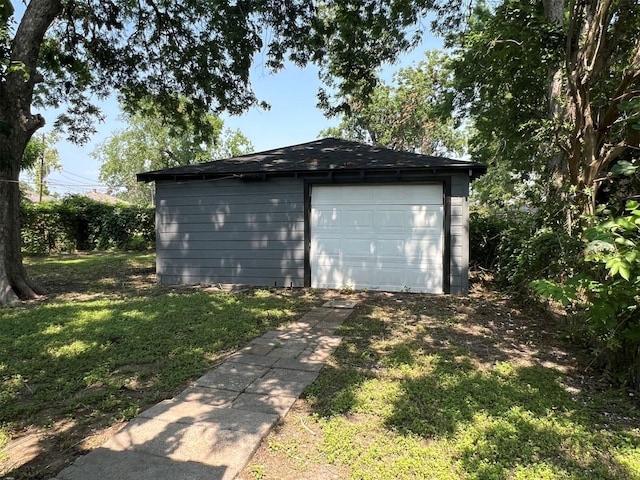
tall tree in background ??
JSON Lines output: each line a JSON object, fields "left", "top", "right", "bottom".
{"left": 0, "top": 0, "right": 438, "bottom": 304}
{"left": 441, "top": 0, "right": 640, "bottom": 217}
{"left": 323, "top": 50, "right": 466, "bottom": 157}
{"left": 94, "top": 111, "right": 252, "bottom": 205}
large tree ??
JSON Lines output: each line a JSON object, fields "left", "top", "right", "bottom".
{"left": 322, "top": 50, "right": 467, "bottom": 157}
{"left": 441, "top": 0, "right": 640, "bottom": 217}
{"left": 0, "top": 0, "right": 436, "bottom": 304}
{"left": 94, "top": 110, "right": 252, "bottom": 205}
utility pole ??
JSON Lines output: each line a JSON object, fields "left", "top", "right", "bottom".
{"left": 39, "top": 132, "right": 45, "bottom": 202}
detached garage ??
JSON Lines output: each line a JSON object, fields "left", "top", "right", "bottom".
{"left": 137, "top": 138, "right": 486, "bottom": 294}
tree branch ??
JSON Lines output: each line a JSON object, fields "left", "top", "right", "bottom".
{"left": 598, "top": 130, "right": 640, "bottom": 177}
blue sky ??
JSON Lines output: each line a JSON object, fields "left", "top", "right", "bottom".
{"left": 21, "top": 17, "right": 443, "bottom": 195}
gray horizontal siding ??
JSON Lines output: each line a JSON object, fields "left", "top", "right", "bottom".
{"left": 159, "top": 274, "right": 301, "bottom": 287}
{"left": 155, "top": 172, "right": 473, "bottom": 294}
{"left": 160, "top": 258, "right": 304, "bottom": 269}
{"left": 155, "top": 178, "right": 305, "bottom": 287}
{"left": 159, "top": 223, "right": 304, "bottom": 234}
{"left": 158, "top": 231, "right": 304, "bottom": 242}
{"left": 158, "top": 240, "right": 303, "bottom": 251}
{"left": 160, "top": 249, "right": 302, "bottom": 261}
{"left": 449, "top": 174, "right": 469, "bottom": 294}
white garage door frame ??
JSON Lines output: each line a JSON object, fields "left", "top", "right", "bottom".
{"left": 304, "top": 180, "right": 452, "bottom": 294}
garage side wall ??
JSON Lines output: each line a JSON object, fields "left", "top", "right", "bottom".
{"left": 450, "top": 174, "right": 470, "bottom": 294}
{"left": 155, "top": 178, "right": 305, "bottom": 287}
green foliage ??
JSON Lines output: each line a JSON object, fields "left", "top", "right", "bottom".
{"left": 3, "top": 0, "right": 441, "bottom": 142}
{"left": 531, "top": 201, "right": 640, "bottom": 384}
{"left": 468, "top": 208, "right": 506, "bottom": 270}
{"left": 468, "top": 203, "right": 581, "bottom": 292}
{"left": 322, "top": 50, "right": 467, "bottom": 156}
{"left": 93, "top": 106, "right": 253, "bottom": 205}
{"left": 20, "top": 196, "right": 155, "bottom": 255}
{"left": 448, "top": 0, "right": 562, "bottom": 181}
{"left": 496, "top": 223, "right": 582, "bottom": 291}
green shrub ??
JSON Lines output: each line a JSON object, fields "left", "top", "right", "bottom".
{"left": 469, "top": 208, "right": 506, "bottom": 270}
{"left": 496, "top": 223, "right": 582, "bottom": 291}
{"left": 531, "top": 201, "right": 640, "bottom": 385}
{"left": 21, "top": 196, "right": 155, "bottom": 254}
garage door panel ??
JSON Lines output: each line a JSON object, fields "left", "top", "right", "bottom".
{"left": 312, "top": 237, "right": 342, "bottom": 255}
{"left": 374, "top": 210, "right": 406, "bottom": 230}
{"left": 311, "top": 184, "right": 444, "bottom": 293}
{"left": 311, "top": 208, "right": 341, "bottom": 230}
{"left": 410, "top": 207, "right": 444, "bottom": 228}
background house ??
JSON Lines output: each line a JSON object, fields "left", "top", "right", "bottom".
{"left": 137, "top": 138, "right": 486, "bottom": 294}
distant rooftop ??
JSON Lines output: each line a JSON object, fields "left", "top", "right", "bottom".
{"left": 82, "top": 190, "right": 123, "bottom": 204}
{"left": 137, "top": 138, "right": 486, "bottom": 182}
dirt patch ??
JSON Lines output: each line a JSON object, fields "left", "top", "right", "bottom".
{"left": 239, "top": 402, "right": 351, "bottom": 480}
{"left": 1, "top": 420, "right": 126, "bottom": 479}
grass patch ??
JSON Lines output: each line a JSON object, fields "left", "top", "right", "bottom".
{"left": 247, "top": 292, "right": 640, "bottom": 479}
{"left": 1, "top": 252, "right": 323, "bottom": 477}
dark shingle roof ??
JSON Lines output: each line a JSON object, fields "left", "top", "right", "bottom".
{"left": 136, "top": 138, "right": 486, "bottom": 182}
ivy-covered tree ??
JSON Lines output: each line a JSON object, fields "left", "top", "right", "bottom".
{"left": 94, "top": 110, "right": 252, "bottom": 205}
{"left": 442, "top": 0, "right": 640, "bottom": 217}
{"left": 0, "top": 0, "right": 437, "bottom": 304}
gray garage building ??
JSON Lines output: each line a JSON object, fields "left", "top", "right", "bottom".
{"left": 137, "top": 138, "right": 486, "bottom": 294}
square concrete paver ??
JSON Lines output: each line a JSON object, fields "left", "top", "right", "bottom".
{"left": 173, "top": 386, "right": 239, "bottom": 406}
{"left": 227, "top": 352, "right": 279, "bottom": 368}
{"left": 194, "top": 363, "right": 268, "bottom": 392}
{"left": 102, "top": 416, "right": 275, "bottom": 466}
{"left": 266, "top": 346, "right": 307, "bottom": 359}
{"left": 232, "top": 392, "right": 298, "bottom": 418}
{"left": 322, "top": 300, "right": 358, "bottom": 309}
{"left": 238, "top": 343, "right": 275, "bottom": 356}
{"left": 136, "top": 403, "right": 279, "bottom": 435}
{"left": 272, "top": 357, "right": 324, "bottom": 372}
{"left": 245, "top": 368, "right": 319, "bottom": 397}
{"left": 54, "top": 449, "right": 228, "bottom": 480}
{"left": 297, "top": 345, "right": 338, "bottom": 363}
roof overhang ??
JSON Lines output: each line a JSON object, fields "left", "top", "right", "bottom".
{"left": 136, "top": 138, "right": 487, "bottom": 183}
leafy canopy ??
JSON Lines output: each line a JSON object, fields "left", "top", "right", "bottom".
{"left": 323, "top": 50, "right": 466, "bottom": 157}
{"left": 2, "top": 0, "right": 440, "bottom": 143}
{"left": 93, "top": 107, "right": 252, "bottom": 205}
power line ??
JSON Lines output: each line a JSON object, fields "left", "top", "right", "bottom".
{"left": 47, "top": 181, "right": 107, "bottom": 188}
{"left": 60, "top": 169, "right": 103, "bottom": 183}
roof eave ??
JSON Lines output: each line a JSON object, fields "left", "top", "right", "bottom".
{"left": 136, "top": 164, "right": 487, "bottom": 183}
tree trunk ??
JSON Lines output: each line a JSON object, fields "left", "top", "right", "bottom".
{"left": 542, "top": 0, "right": 577, "bottom": 228}
{"left": 0, "top": 0, "right": 63, "bottom": 304}
{"left": 0, "top": 91, "right": 47, "bottom": 304}
{"left": 0, "top": 129, "right": 45, "bottom": 305}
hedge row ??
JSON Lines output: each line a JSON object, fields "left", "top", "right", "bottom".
{"left": 21, "top": 195, "right": 155, "bottom": 255}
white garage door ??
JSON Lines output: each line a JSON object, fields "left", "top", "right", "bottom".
{"left": 311, "top": 184, "right": 444, "bottom": 293}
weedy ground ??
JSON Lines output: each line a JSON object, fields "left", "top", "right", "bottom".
{"left": 241, "top": 280, "right": 640, "bottom": 480}
{"left": 2, "top": 254, "right": 639, "bottom": 479}
{"left": 0, "top": 252, "right": 324, "bottom": 479}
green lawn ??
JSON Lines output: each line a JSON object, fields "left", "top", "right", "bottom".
{"left": 246, "top": 292, "right": 640, "bottom": 479}
{"left": 4, "top": 254, "right": 640, "bottom": 479}
{"left": 0, "top": 252, "right": 323, "bottom": 477}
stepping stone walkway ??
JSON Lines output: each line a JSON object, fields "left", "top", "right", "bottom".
{"left": 53, "top": 303, "right": 355, "bottom": 480}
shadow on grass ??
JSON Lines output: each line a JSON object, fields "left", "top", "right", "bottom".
{"left": 304, "top": 293, "right": 640, "bottom": 479}
{"left": 1, "top": 280, "right": 321, "bottom": 479}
